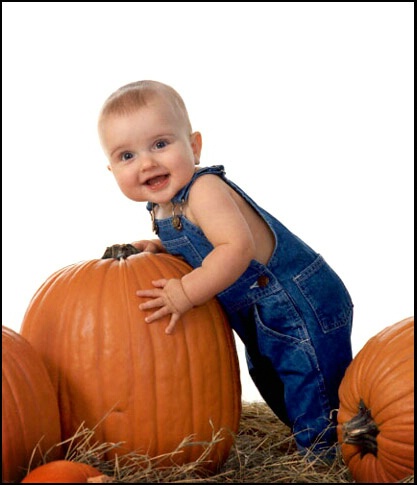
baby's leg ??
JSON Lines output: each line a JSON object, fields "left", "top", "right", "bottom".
{"left": 248, "top": 297, "right": 352, "bottom": 456}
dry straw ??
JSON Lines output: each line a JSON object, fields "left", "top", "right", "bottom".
{"left": 27, "top": 402, "right": 414, "bottom": 484}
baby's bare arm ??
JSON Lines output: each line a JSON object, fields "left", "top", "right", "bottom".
{"left": 137, "top": 175, "right": 256, "bottom": 333}
{"left": 180, "top": 175, "right": 256, "bottom": 304}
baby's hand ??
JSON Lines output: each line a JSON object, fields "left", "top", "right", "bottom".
{"left": 137, "top": 278, "right": 194, "bottom": 334}
{"left": 131, "top": 239, "right": 166, "bottom": 253}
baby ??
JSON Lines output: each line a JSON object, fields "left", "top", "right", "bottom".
{"left": 98, "top": 80, "right": 354, "bottom": 457}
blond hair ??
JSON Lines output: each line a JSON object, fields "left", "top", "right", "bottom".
{"left": 98, "top": 80, "right": 192, "bottom": 133}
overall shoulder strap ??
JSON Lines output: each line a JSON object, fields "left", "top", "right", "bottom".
{"left": 173, "top": 165, "right": 226, "bottom": 203}
{"left": 146, "top": 165, "right": 226, "bottom": 212}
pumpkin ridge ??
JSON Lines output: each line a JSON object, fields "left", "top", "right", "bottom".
{"left": 368, "top": 348, "right": 413, "bottom": 397}
{"left": 182, "top": 308, "right": 201, "bottom": 464}
{"left": 376, "top": 445, "right": 414, "bottom": 481}
{"left": 136, "top": 253, "right": 194, "bottom": 459}
{"left": 124, "top": 255, "right": 150, "bottom": 453}
{"left": 113, "top": 256, "right": 151, "bottom": 452}
{"left": 2, "top": 327, "right": 61, "bottom": 483}
{"left": 358, "top": 320, "right": 412, "bottom": 389}
{"left": 20, "top": 251, "right": 241, "bottom": 471}
{"left": 131, "top": 254, "right": 160, "bottom": 455}
{"left": 210, "top": 302, "right": 235, "bottom": 423}
{"left": 98, "top": 260, "right": 128, "bottom": 446}
{"left": 97, "top": 261, "right": 113, "bottom": 432}
{"left": 355, "top": 455, "right": 389, "bottom": 484}
{"left": 210, "top": 298, "right": 241, "bottom": 456}
{"left": 6, "top": 333, "right": 49, "bottom": 454}
{"left": 373, "top": 391, "right": 413, "bottom": 422}
{"left": 377, "top": 436, "right": 414, "bottom": 468}
{"left": 148, "top": 254, "right": 175, "bottom": 457}
{"left": 63, "top": 262, "right": 101, "bottom": 440}
{"left": 3, "top": 350, "right": 29, "bottom": 474}
{"left": 171, "top": 255, "right": 211, "bottom": 463}
{"left": 374, "top": 316, "right": 413, "bottom": 342}
{"left": 20, "top": 354, "right": 51, "bottom": 458}
{"left": 337, "top": 316, "right": 414, "bottom": 483}
{"left": 194, "top": 301, "right": 225, "bottom": 462}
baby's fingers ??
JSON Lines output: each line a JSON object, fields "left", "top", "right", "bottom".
{"left": 144, "top": 307, "right": 170, "bottom": 324}
{"left": 151, "top": 279, "right": 168, "bottom": 288}
{"left": 165, "top": 314, "right": 180, "bottom": 335}
{"left": 139, "top": 297, "right": 164, "bottom": 311}
{"left": 136, "top": 289, "right": 160, "bottom": 298}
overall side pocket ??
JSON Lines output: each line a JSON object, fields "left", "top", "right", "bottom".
{"left": 294, "top": 255, "right": 353, "bottom": 333}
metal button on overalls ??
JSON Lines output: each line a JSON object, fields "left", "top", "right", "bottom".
{"left": 257, "top": 275, "right": 269, "bottom": 287}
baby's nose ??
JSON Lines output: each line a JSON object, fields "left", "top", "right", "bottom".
{"left": 139, "top": 152, "right": 158, "bottom": 170}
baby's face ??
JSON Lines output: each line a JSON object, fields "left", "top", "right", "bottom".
{"left": 99, "top": 96, "right": 201, "bottom": 208}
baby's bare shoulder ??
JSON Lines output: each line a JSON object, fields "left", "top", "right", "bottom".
{"left": 190, "top": 173, "right": 233, "bottom": 197}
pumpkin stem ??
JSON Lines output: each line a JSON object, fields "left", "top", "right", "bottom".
{"left": 342, "top": 398, "right": 379, "bottom": 457}
{"left": 101, "top": 244, "right": 141, "bottom": 260}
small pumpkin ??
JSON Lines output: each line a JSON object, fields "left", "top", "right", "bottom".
{"left": 2, "top": 326, "right": 62, "bottom": 483}
{"left": 21, "top": 460, "right": 102, "bottom": 483}
{"left": 337, "top": 316, "right": 414, "bottom": 483}
{"left": 20, "top": 246, "right": 241, "bottom": 472}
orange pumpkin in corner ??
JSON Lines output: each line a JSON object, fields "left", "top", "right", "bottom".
{"left": 21, "top": 460, "right": 102, "bottom": 483}
{"left": 337, "top": 316, "right": 414, "bottom": 483}
{"left": 20, "top": 245, "right": 242, "bottom": 472}
{"left": 2, "top": 326, "right": 62, "bottom": 483}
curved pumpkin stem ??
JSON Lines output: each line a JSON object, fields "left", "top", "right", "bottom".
{"left": 101, "top": 244, "right": 141, "bottom": 260}
{"left": 342, "top": 399, "right": 380, "bottom": 457}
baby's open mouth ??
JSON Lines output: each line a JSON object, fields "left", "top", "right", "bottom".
{"left": 145, "top": 174, "right": 169, "bottom": 189}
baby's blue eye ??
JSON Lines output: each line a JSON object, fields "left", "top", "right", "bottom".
{"left": 155, "top": 140, "right": 167, "bottom": 149}
{"left": 121, "top": 152, "right": 134, "bottom": 161}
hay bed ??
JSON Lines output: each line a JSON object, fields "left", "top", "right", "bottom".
{"left": 34, "top": 401, "right": 414, "bottom": 484}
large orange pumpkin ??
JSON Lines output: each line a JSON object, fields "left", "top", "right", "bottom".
{"left": 337, "top": 316, "right": 414, "bottom": 483}
{"left": 20, "top": 246, "right": 241, "bottom": 472}
{"left": 21, "top": 460, "right": 102, "bottom": 483}
{"left": 2, "top": 326, "right": 62, "bottom": 483}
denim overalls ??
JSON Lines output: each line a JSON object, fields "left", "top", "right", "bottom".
{"left": 147, "top": 165, "right": 353, "bottom": 454}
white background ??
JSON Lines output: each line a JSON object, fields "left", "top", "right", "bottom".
{"left": 2, "top": 2, "right": 414, "bottom": 402}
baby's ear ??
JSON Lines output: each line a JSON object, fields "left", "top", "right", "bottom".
{"left": 190, "top": 131, "right": 202, "bottom": 159}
